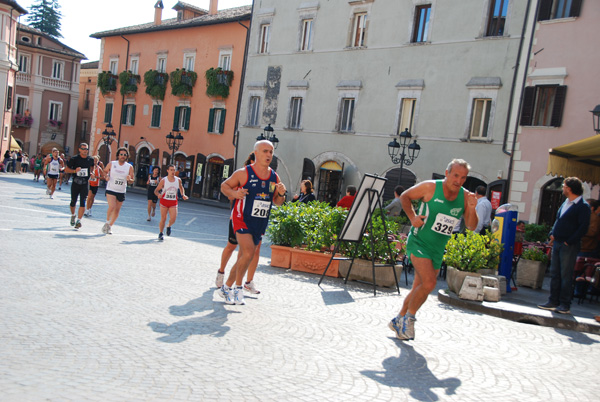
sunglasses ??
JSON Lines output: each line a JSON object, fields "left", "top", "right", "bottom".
{"left": 80, "top": 148, "right": 88, "bottom": 150}
{"left": 118, "top": 153, "right": 128, "bottom": 157}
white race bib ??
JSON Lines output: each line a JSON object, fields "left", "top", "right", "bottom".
{"left": 112, "top": 178, "right": 126, "bottom": 192}
{"left": 150, "top": 179, "right": 158, "bottom": 186}
{"left": 77, "top": 168, "right": 88, "bottom": 177}
{"left": 165, "top": 190, "right": 177, "bottom": 200}
{"left": 431, "top": 213, "right": 459, "bottom": 236}
{"left": 251, "top": 200, "right": 271, "bottom": 218}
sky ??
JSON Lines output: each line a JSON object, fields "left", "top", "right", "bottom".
{"left": 16, "top": 0, "right": 253, "bottom": 62}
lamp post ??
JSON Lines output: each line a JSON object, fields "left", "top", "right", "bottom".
{"left": 591, "top": 105, "right": 600, "bottom": 134}
{"left": 166, "top": 130, "right": 184, "bottom": 164}
{"left": 387, "top": 128, "right": 422, "bottom": 186}
{"left": 101, "top": 123, "right": 116, "bottom": 165}
{"left": 256, "top": 124, "right": 279, "bottom": 149}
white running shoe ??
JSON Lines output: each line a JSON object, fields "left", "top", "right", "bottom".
{"left": 107, "top": 225, "right": 112, "bottom": 235}
{"left": 218, "top": 286, "right": 234, "bottom": 304}
{"left": 243, "top": 281, "right": 261, "bottom": 294}
{"left": 101, "top": 223, "right": 109, "bottom": 234}
{"left": 234, "top": 287, "right": 245, "bottom": 305}
{"left": 215, "top": 272, "right": 224, "bottom": 288}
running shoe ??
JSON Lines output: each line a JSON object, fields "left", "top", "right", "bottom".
{"left": 74, "top": 220, "right": 82, "bottom": 229}
{"left": 46, "top": 188, "right": 49, "bottom": 195}
{"left": 403, "top": 317, "right": 416, "bottom": 340}
{"left": 158, "top": 232, "right": 164, "bottom": 241}
{"left": 388, "top": 315, "right": 409, "bottom": 340}
{"left": 244, "top": 281, "right": 261, "bottom": 294}
{"left": 218, "top": 285, "right": 234, "bottom": 304}
{"left": 101, "top": 223, "right": 109, "bottom": 234}
{"left": 166, "top": 226, "right": 171, "bottom": 236}
{"left": 234, "top": 287, "right": 245, "bottom": 305}
{"left": 151, "top": 210, "right": 155, "bottom": 217}
{"left": 70, "top": 215, "right": 76, "bottom": 226}
{"left": 49, "top": 194, "right": 53, "bottom": 199}
{"left": 147, "top": 216, "right": 151, "bottom": 222}
{"left": 107, "top": 225, "right": 112, "bottom": 235}
{"left": 215, "top": 272, "right": 224, "bottom": 288}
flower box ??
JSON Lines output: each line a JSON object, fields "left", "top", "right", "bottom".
{"left": 270, "top": 245, "right": 292, "bottom": 269}
{"left": 290, "top": 248, "right": 340, "bottom": 277}
{"left": 338, "top": 258, "right": 402, "bottom": 288}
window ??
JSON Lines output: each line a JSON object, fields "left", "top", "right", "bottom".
{"left": 104, "top": 103, "right": 113, "bottom": 123}
{"left": 300, "top": 19, "right": 313, "bottom": 51}
{"left": 412, "top": 5, "right": 431, "bottom": 43}
{"left": 259, "top": 24, "right": 270, "bottom": 54}
{"left": 248, "top": 96, "right": 261, "bottom": 126}
{"left": 469, "top": 99, "right": 492, "bottom": 139}
{"left": 121, "top": 104, "right": 136, "bottom": 126}
{"left": 49, "top": 101, "right": 62, "bottom": 121}
{"left": 338, "top": 98, "right": 355, "bottom": 132}
{"left": 520, "top": 85, "right": 567, "bottom": 127}
{"left": 109, "top": 59, "right": 118, "bottom": 75}
{"left": 208, "top": 108, "right": 226, "bottom": 133}
{"left": 18, "top": 54, "right": 29, "bottom": 73}
{"left": 352, "top": 13, "right": 367, "bottom": 47}
{"left": 84, "top": 90, "right": 90, "bottom": 110}
{"left": 6, "top": 86, "right": 12, "bottom": 110}
{"left": 15, "top": 96, "right": 27, "bottom": 115}
{"left": 130, "top": 58, "right": 139, "bottom": 75}
{"left": 52, "top": 61, "right": 63, "bottom": 80}
{"left": 289, "top": 97, "right": 303, "bottom": 129}
{"left": 151, "top": 104, "right": 162, "bottom": 128}
{"left": 81, "top": 120, "right": 88, "bottom": 140}
{"left": 219, "top": 54, "right": 231, "bottom": 70}
{"left": 486, "top": 0, "right": 508, "bottom": 36}
{"left": 399, "top": 98, "right": 416, "bottom": 134}
{"left": 157, "top": 56, "right": 167, "bottom": 73}
{"left": 538, "top": 0, "right": 582, "bottom": 21}
{"left": 173, "top": 106, "right": 191, "bottom": 131}
{"left": 183, "top": 54, "right": 195, "bottom": 71}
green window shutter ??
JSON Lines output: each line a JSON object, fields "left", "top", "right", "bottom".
{"left": 151, "top": 105, "right": 157, "bottom": 127}
{"left": 152, "top": 105, "right": 161, "bottom": 127}
{"left": 208, "top": 108, "right": 215, "bottom": 132}
{"left": 131, "top": 105, "right": 136, "bottom": 125}
{"left": 105, "top": 103, "right": 112, "bottom": 123}
{"left": 173, "top": 106, "right": 180, "bottom": 130}
{"left": 121, "top": 106, "right": 127, "bottom": 124}
{"left": 184, "top": 107, "right": 191, "bottom": 130}
{"left": 219, "top": 109, "right": 226, "bottom": 133}
{"left": 550, "top": 86, "right": 567, "bottom": 128}
{"left": 519, "top": 87, "right": 535, "bottom": 126}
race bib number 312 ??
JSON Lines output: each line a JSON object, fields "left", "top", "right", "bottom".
{"left": 432, "top": 213, "right": 459, "bottom": 236}
{"left": 251, "top": 200, "right": 271, "bottom": 218}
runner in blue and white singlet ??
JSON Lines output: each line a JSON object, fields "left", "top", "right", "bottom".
{"left": 43, "top": 148, "right": 63, "bottom": 199}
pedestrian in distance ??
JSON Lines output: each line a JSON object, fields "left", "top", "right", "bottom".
{"left": 102, "top": 147, "right": 134, "bottom": 235}
{"left": 218, "top": 140, "right": 286, "bottom": 305}
{"left": 215, "top": 153, "right": 262, "bottom": 295}
{"left": 84, "top": 156, "right": 103, "bottom": 217}
{"left": 43, "top": 149, "right": 63, "bottom": 199}
{"left": 385, "top": 185, "right": 405, "bottom": 216}
{"left": 538, "top": 177, "right": 590, "bottom": 315}
{"left": 474, "top": 185, "right": 492, "bottom": 234}
{"left": 292, "top": 179, "right": 315, "bottom": 204}
{"left": 336, "top": 185, "right": 357, "bottom": 210}
{"left": 63, "top": 143, "right": 95, "bottom": 230}
{"left": 154, "top": 164, "right": 188, "bottom": 241}
{"left": 146, "top": 166, "right": 161, "bottom": 221}
{"left": 389, "top": 159, "right": 478, "bottom": 341}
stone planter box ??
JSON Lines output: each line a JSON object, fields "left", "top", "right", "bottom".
{"left": 447, "top": 266, "right": 482, "bottom": 294}
{"left": 338, "top": 259, "right": 403, "bottom": 288}
{"left": 290, "top": 248, "right": 340, "bottom": 277}
{"left": 270, "top": 245, "right": 292, "bottom": 269}
{"left": 516, "top": 259, "right": 547, "bottom": 289}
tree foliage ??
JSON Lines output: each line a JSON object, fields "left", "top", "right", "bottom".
{"left": 26, "top": 0, "right": 63, "bottom": 39}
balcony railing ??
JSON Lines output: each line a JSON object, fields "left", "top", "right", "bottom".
{"left": 16, "top": 72, "right": 72, "bottom": 90}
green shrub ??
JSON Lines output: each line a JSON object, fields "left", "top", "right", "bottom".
{"left": 521, "top": 246, "right": 549, "bottom": 263}
{"left": 118, "top": 71, "right": 140, "bottom": 95}
{"left": 143, "top": 69, "right": 169, "bottom": 100}
{"left": 444, "top": 231, "right": 504, "bottom": 273}
{"left": 170, "top": 68, "right": 197, "bottom": 97}
{"left": 205, "top": 67, "right": 234, "bottom": 98}
{"left": 97, "top": 71, "right": 117, "bottom": 95}
{"left": 524, "top": 223, "right": 550, "bottom": 243}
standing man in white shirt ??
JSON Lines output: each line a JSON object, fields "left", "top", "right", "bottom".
{"left": 474, "top": 186, "right": 492, "bottom": 234}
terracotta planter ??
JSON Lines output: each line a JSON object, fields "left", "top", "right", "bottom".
{"left": 290, "top": 248, "right": 340, "bottom": 277}
{"left": 338, "top": 259, "right": 402, "bottom": 288}
{"left": 447, "top": 266, "right": 482, "bottom": 294}
{"left": 270, "top": 245, "right": 292, "bottom": 269}
{"left": 516, "top": 259, "right": 547, "bottom": 289}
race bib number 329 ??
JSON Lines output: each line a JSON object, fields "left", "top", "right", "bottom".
{"left": 432, "top": 213, "right": 459, "bottom": 236}
{"left": 251, "top": 200, "right": 271, "bottom": 218}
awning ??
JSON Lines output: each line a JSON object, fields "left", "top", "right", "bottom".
{"left": 9, "top": 136, "right": 21, "bottom": 151}
{"left": 547, "top": 135, "right": 600, "bottom": 184}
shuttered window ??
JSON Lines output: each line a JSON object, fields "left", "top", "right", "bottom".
{"left": 208, "top": 108, "right": 226, "bottom": 133}
{"left": 520, "top": 85, "right": 567, "bottom": 127}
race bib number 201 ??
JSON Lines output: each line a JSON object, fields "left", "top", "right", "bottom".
{"left": 432, "top": 213, "right": 459, "bottom": 236}
{"left": 251, "top": 200, "right": 271, "bottom": 218}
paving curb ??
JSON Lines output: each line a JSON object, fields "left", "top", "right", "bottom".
{"left": 438, "top": 289, "right": 600, "bottom": 336}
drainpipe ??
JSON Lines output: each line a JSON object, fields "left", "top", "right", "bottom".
{"left": 232, "top": 1, "right": 254, "bottom": 170}
{"left": 2, "top": 6, "right": 17, "bottom": 156}
{"left": 504, "top": 0, "right": 540, "bottom": 196}
{"left": 118, "top": 35, "right": 130, "bottom": 148}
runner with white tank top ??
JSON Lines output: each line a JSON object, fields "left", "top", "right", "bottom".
{"left": 102, "top": 147, "right": 134, "bottom": 234}
{"left": 154, "top": 164, "right": 188, "bottom": 241}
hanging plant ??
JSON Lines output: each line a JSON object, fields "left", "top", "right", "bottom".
{"left": 143, "top": 69, "right": 169, "bottom": 100}
{"left": 97, "top": 71, "right": 118, "bottom": 95}
{"left": 118, "top": 70, "right": 141, "bottom": 95}
{"left": 170, "top": 68, "right": 198, "bottom": 97}
{"left": 205, "top": 67, "right": 234, "bottom": 98}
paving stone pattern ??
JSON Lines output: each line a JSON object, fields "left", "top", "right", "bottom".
{"left": 1, "top": 174, "right": 599, "bottom": 401}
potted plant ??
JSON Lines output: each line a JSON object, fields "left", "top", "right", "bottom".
{"left": 516, "top": 246, "right": 549, "bottom": 289}
{"left": 205, "top": 67, "right": 234, "bottom": 98}
{"left": 143, "top": 69, "right": 169, "bottom": 100}
{"left": 97, "top": 71, "right": 118, "bottom": 95}
{"left": 118, "top": 70, "right": 141, "bottom": 95}
{"left": 170, "top": 68, "right": 197, "bottom": 97}
{"left": 266, "top": 202, "right": 304, "bottom": 269}
{"left": 444, "top": 231, "right": 504, "bottom": 294}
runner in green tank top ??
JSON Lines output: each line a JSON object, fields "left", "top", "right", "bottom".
{"left": 389, "top": 159, "right": 478, "bottom": 341}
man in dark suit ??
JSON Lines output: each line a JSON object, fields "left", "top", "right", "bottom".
{"left": 538, "top": 177, "right": 590, "bottom": 314}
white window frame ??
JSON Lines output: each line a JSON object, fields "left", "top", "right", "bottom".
{"left": 218, "top": 48, "right": 232, "bottom": 70}
{"left": 338, "top": 98, "right": 355, "bottom": 132}
{"left": 156, "top": 54, "right": 167, "bottom": 73}
{"left": 469, "top": 99, "right": 493, "bottom": 139}
{"left": 49, "top": 101, "right": 63, "bottom": 122}
{"left": 300, "top": 19, "right": 313, "bottom": 51}
{"left": 398, "top": 99, "right": 417, "bottom": 134}
{"left": 289, "top": 97, "right": 303, "bottom": 129}
{"left": 464, "top": 83, "right": 499, "bottom": 142}
{"left": 129, "top": 56, "right": 139, "bottom": 75}
{"left": 109, "top": 58, "right": 119, "bottom": 75}
{"left": 52, "top": 60, "right": 64, "bottom": 80}
{"left": 211, "top": 109, "right": 223, "bottom": 133}
{"left": 394, "top": 80, "right": 424, "bottom": 135}
{"left": 259, "top": 24, "right": 271, "bottom": 54}
{"left": 124, "top": 103, "right": 135, "bottom": 126}
{"left": 336, "top": 81, "right": 361, "bottom": 133}
{"left": 178, "top": 105, "right": 190, "bottom": 131}
{"left": 18, "top": 53, "right": 30, "bottom": 74}
{"left": 246, "top": 81, "right": 267, "bottom": 127}
{"left": 15, "top": 95, "right": 28, "bottom": 116}
{"left": 248, "top": 96, "right": 261, "bottom": 127}
{"left": 352, "top": 13, "right": 367, "bottom": 47}
{"left": 183, "top": 52, "right": 196, "bottom": 72}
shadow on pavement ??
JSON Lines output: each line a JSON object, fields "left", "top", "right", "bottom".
{"left": 361, "top": 343, "right": 460, "bottom": 401}
{"left": 554, "top": 328, "right": 600, "bottom": 345}
{"left": 148, "top": 289, "right": 240, "bottom": 343}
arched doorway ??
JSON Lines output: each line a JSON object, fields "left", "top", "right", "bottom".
{"left": 383, "top": 167, "right": 417, "bottom": 201}
{"left": 97, "top": 143, "right": 111, "bottom": 167}
{"left": 317, "top": 160, "right": 344, "bottom": 206}
{"left": 539, "top": 177, "right": 564, "bottom": 226}
{"left": 135, "top": 147, "right": 150, "bottom": 187}
{"left": 204, "top": 156, "right": 225, "bottom": 200}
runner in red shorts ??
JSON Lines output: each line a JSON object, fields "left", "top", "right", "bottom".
{"left": 154, "top": 164, "right": 188, "bottom": 241}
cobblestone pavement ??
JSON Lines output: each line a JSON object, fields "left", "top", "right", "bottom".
{"left": 1, "top": 173, "right": 599, "bottom": 401}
